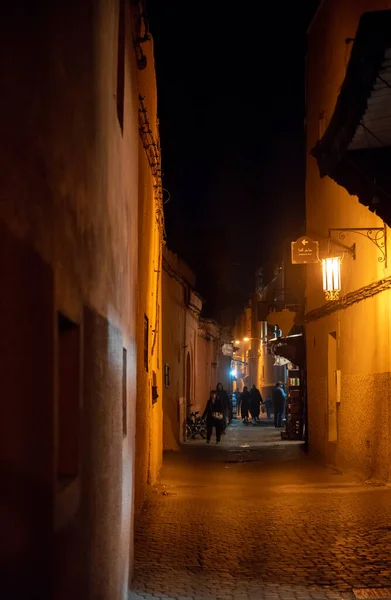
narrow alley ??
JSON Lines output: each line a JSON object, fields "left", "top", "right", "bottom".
{"left": 4, "top": 3, "right": 391, "bottom": 599}
{"left": 130, "top": 421, "right": 391, "bottom": 600}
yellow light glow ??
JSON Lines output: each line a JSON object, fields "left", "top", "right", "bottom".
{"left": 235, "top": 340, "right": 240, "bottom": 344}
{"left": 243, "top": 337, "right": 250, "bottom": 341}
{"left": 322, "top": 257, "right": 341, "bottom": 300}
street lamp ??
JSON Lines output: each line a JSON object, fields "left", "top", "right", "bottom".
{"left": 320, "top": 225, "right": 388, "bottom": 302}
{"left": 243, "top": 337, "right": 250, "bottom": 341}
{"left": 322, "top": 256, "right": 341, "bottom": 301}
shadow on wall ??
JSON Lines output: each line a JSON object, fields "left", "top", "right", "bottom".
{"left": 0, "top": 227, "right": 130, "bottom": 598}
{"left": 54, "top": 306, "right": 128, "bottom": 600}
{"left": 0, "top": 224, "right": 53, "bottom": 598}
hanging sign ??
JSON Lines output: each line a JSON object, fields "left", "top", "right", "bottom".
{"left": 221, "top": 343, "right": 233, "bottom": 357}
{"left": 273, "top": 355, "right": 290, "bottom": 367}
{"left": 291, "top": 236, "right": 319, "bottom": 264}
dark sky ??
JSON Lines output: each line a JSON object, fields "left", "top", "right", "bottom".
{"left": 148, "top": 1, "right": 320, "bottom": 322}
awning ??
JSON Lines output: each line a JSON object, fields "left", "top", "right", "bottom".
{"left": 270, "top": 332, "right": 306, "bottom": 369}
{"left": 232, "top": 357, "right": 248, "bottom": 366}
{"left": 311, "top": 10, "right": 391, "bottom": 226}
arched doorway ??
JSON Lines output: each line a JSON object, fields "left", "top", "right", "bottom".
{"left": 186, "top": 352, "right": 191, "bottom": 416}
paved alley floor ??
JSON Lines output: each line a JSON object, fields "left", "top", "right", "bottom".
{"left": 130, "top": 419, "right": 391, "bottom": 600}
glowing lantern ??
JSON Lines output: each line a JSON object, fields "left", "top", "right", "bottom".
{"left": 322, "top": 257, "right": 341, "bottom": 301}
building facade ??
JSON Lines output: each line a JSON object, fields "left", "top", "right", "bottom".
{"left": 162, "top": 248, "right": 200, "bottom": 449}
{"left": 0, "top": 2, "right": 163, "bottom": 598}
{"left": 306, "top": 0, "right": 391, "bottom": 481}
{"left": 196, "top": 319, "right": 227, "bottom": 410}
{"left": 134, "top": 28, "right": 163, "bottom": 515}
{"left": 233, "top": 256, "right": 305, "bottom": 401}
{"left": 162, "top": 248, "right": 228, "bottom": 447}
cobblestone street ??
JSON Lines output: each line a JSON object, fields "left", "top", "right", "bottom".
{"left": 130, "top": 420, "right": 391, "bottom": 600}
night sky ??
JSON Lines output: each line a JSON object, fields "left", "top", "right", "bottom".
{"left": 148, "top": 1, "right": 320, "bottom": 322}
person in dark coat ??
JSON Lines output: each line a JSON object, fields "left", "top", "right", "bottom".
{"left": 202, "top": 390, "right": 224, "bottom": 443}
{"left": 272, "top": 381, "right": 287, "bottom": 428}
{"left": 250, "top": 384, "right": 262, "bottom": 422}
{"left": 240, "top": 386, "right": 251, "bottom": 422}
{"left": 216, "top": 382, "right": 230, "bottom": 432}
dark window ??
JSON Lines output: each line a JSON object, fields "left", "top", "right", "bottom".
{"left": 57, "top": 313, "right": 80, "bottom": 488}
{"left": 123, "top": 348, "right": 127, "bottom": 437}
{"left": 144, "top": 315, "right": 149, "bottom": 372}
{"left": 164, "top": 363, "right": 170, "bottom": 387}
{"left": 116, "top": 0, "right": 125, "bottom": 132}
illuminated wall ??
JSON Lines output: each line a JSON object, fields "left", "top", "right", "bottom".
{"left": 134, "top": 35, "right": 164, "bottom": 520}
{"left": 162, "top": 249, "right": 226, "bottom": 444}
{"left": 232, "top": 302, "right": 252, "bottom": 389}
{"left": 196, "top": 320, "right": 221, "bottom": 412}
{"left": 306, "top": 0, "right": 391, "bottom": 481}
{"left": 257, "top": 340, "right": 285, "bottom": 402}
{"left": 162, "top": 248, "right": 200, "bottom": 449}
{"left": 233, "top": 288, "right": 289, "bottom": 399}
{"left": 0, "top": 2, "right": 164, "bottom": 597}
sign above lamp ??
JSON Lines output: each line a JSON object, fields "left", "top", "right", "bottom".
{"left": 291, "top": 236, "right": 319, "bottom": 264}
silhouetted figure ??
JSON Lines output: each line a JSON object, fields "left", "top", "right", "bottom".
{"left": 272, "top": 382, "right": 286, "bottom": 428}
{"left": 250, "top": 384, "right": 262, "bottom": 422}
{"left": 240, "top": 386, "right": 251, "bottom": 422}
{"left": 202, "top": 390, "right": 224, "bottom": 443}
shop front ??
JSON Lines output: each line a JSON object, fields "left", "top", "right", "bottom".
{"left": 269, "top": 328, "right": 307, "bottom": 444}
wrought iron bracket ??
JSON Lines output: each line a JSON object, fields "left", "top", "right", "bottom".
{"left": 131, "top": 0, "right": 151, "bottom": 70}
{"left": 328, "top": 226, "right": 387, "bottom": 267}
{"left": 325, "top": 234, "right": 356, "bottom": 261}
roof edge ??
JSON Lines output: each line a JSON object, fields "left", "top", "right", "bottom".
{"left": 306, "top": 0, "right": 326, "bottom": 35}
{"left": 312, "top": 10, "right": 391, "bottom": 172}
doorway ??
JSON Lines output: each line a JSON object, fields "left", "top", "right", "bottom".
{"left": 327, "top": 331, "right": 338, "bottom": 442}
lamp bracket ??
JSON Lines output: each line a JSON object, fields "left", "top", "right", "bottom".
{"left": 328, "top": 226, "right": 387, "bottom": 267}
{"left": 325, "top": 235, "right": 356, "bottom": 260}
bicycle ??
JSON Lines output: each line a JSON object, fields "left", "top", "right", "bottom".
{"left": 185, "top": 411, "right": 207, "bottom": 440}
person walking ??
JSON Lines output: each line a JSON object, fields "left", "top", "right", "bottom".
{"left": 250, "top": 384, "right": 262, "bottom": 422}
{"left": 216, "top": 382, "right": 230, "bottom": 433}
{"left": 240, "top": 386, "right": 251, "bottom": 422}
{"left": 202, "top": 390, "right": 224, "bottom": 444}
{"left": 272, "top": 382, "right": 286, "bottom": 428}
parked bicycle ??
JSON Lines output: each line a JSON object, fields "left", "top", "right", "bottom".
{"left": 185, "top": 411, "right": 207, "bottom": 440}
